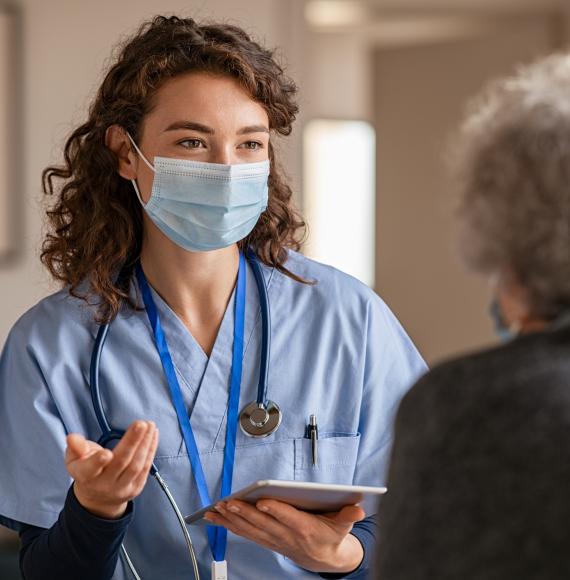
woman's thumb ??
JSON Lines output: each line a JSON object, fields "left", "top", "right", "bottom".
{"left": 65, "top": 433, "right": 89, "bottom": 463}
{"left": 333, "top": 505, "right": 366, "bottom": 526}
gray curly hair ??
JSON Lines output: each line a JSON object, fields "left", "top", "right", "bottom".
{"left": 455, "top": 53, "right": 570, "bottom": 319}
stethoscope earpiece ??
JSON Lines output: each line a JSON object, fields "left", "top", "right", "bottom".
{"left": 239, "top": 400, "right": 282, "bottom": 438}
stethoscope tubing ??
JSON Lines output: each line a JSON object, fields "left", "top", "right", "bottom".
{"left": 89, "top": 322, "right": 111, "bottom": 434}
{"left": 245, "top": 249, "right": 271, "bottom": 407}
{"left": 91, "top": 251, "right": 273, "bottom": 441}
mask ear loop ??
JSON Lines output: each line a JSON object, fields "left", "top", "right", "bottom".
{"left": 125, "top": 132, "right": 155, "bottom": 206}
{"left": 489, "top": 270, "right": 523, "bottom": 339}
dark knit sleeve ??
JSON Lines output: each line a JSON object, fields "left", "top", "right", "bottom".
{"left": 19, "top": 485, "right": 133, "bottom": 580}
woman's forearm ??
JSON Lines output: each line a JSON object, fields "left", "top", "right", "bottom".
{"left": 19, "top": 486, "right": 132, "bottom": 580}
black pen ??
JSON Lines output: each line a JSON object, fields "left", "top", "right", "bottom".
{"left": 308, "top": 414, "right": 318, "bottom": 467}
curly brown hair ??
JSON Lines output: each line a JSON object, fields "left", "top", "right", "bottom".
{"left": 41, "top": 15, "right": 307, "bottom": 322}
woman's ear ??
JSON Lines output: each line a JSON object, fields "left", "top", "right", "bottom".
{"left": 105, "top": 125, "right": 137, "bottom": 180}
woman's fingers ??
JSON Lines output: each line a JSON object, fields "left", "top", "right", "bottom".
{"left": 65, "top": 434, "right": 101, "bottom": 464}
{"left": 116, "top": 422, "right": 156, "bottom": 485}
{"left": 65, "top": 420, "right": 158, "bottom": 519}
{"left": 202, "top": 500, "right": 366, "bottom": 574}
{"left": 65, "top": 434, "right": 88, "bottom": 462}
{"left": 106, "top": 420, "right": 151, "bottom": 478}
{"left": 129, "top": 427, "right": 159, "bottom": 492}
{"left": 210, "top": 503, "right": 279, "bottom": 549}
{"left": 326, "top": 505, "right": 365, "bottom": 526}
{"left": 254, "top": 499, "right": 314, "bottom": 529}
{"left": 67, "top": 448, "right": 113, "bottom": 482}
{"left": 223, "top": 500, "right": 290, "bottom": 538}
{"left": 142, "top": 427, "right": 159, "bottom": 472}
{"left": 256, "top": 499, "right": 364, "bottom": 533}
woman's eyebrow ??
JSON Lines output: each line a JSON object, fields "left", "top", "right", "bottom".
{"left": 164, "top": 121, "right": 215, "bottom": 134}
{"left": 237, "top": 125, "right": 269, "bottom": 135}
{"left": 163, "top": 121, "right": 269, "bottom": 135}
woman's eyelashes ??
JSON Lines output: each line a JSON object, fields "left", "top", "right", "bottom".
{"left": 175, "top": 139, "right": 266, "bottom": 151}
{"left": 239, "top": 141, "right": 264, "bottom": 150}
{"left": 178, "top": 138, "right": 205, "bottom": 149}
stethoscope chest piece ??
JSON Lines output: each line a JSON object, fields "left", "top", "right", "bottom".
{"left": 239, "top": 400, "right": 282, "bottom": 438}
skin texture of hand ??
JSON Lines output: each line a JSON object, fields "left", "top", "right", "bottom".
{"left": 65, "top": 420, "right": 159, "bottom": 520}
{"left": 204, "top": 499, "right": 366, "bottom": 574}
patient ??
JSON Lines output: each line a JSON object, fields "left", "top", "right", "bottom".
{"left": 376, "top": 54, "right": 570, "bottom": 579}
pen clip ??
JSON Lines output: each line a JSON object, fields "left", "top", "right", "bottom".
{"left": 308, "top": 414, "right": 318, "bottom": 467}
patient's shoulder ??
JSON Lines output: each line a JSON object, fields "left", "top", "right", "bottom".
{"left": 399, "top": 328, "right": 570, "bottom": 429}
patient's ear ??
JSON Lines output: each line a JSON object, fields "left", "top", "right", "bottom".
{"left": 105, "top": 125, "right": 137, "bottom": 180}
{"left": 497, "top": 271, "right": 544, "bottom": 333}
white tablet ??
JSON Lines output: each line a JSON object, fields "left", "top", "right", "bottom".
{"left": 184, "top": 479, "right": 387, "bottom": 525}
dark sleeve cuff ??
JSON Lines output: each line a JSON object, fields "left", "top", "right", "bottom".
{"left": 66, "top": 485, "right": 134, "bottom": 531}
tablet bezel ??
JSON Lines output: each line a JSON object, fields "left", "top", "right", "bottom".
{"left": 184, "top": 479, "right": 387, "bottom": 525}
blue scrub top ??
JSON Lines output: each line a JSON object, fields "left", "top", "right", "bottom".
{"left": 0, "top": 251, "right": 426, "bottom": 579}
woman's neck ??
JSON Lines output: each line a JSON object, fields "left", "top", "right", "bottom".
{"left": 140, "top": 229, "right": 240, "bottom": 356}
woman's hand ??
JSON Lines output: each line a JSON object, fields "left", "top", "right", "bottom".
{"left": 204, "top": 499, "right": 366, "bottom": 574}
{"left": 65, "top": 420, "right": 159, "bottom": 520}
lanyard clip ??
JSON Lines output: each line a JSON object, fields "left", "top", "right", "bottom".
{"left": 212, "top": 560, "right": 228, "bottom": 580}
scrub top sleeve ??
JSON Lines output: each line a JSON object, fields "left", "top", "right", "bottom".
{"left": 0, "top": 322, "right": 72, "bottom": 530}
{"left": 353, "top": 295, "right": 427, "bottom": 495}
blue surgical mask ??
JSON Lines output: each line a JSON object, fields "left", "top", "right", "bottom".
{"left": 489, "top": 298, "right": 517, "bottom": 343}
{"left": 127, "top": 133, "right": 269, "bottom": 252}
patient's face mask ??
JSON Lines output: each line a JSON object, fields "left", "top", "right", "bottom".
{"left": 488, "top": 273, "right": 523, "bottom": 343}
{"left": 127, "top": 133, "right": 270, "bottom": 252}
{"left": 488, "top": 298, "right": 517, "bottom": 343}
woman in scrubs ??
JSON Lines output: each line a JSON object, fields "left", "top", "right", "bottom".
{"left": 0, "top": 16, "right": 425, "bottom": 580}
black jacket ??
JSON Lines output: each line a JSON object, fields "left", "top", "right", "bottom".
{"left": 376, "top": 325, "right": 570, "bottom": 580}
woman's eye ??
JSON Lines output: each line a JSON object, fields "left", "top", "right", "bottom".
{"left": 241, "top": 141, "right": 263, "bottom": 150}
{"left": 179, "top": 139, "right": 204, "bottom": 149}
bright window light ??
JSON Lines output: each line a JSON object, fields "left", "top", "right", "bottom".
{"left": 303, "top": 119, "right": 376, "bottom": 287}
{"left": 304, "top": 1, "right": 366, "bottom": 28}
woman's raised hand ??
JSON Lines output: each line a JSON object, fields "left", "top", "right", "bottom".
{"left": 65, "top": 420, "right": 159, "bottom": 519}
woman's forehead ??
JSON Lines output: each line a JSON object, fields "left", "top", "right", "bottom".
{"left": 144, "top": 72, "right": 269, "bottom": 134}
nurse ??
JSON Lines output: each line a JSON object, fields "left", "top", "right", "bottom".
{"left": 0, "top": 15, "right": 425, "bottom": 580}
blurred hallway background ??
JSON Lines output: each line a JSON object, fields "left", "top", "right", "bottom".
{"left": 1, "top": 0, "right": 569, "bottom": 574}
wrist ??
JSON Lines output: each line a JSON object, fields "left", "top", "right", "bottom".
{"left": 323, "top": 534, "right": 364, "bottom": 574}
{"left": 73, "top": 483, "right": 128, "bottom": 520}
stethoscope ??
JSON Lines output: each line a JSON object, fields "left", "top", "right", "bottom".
{"left": 88, "top": 249, "right": 281, "bottom": 578}
{"left": 238, "top": 249, "right": 282, "bottom": 438}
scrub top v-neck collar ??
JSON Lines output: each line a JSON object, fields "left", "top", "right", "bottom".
{"left": 136, "top": 258, "right": 275, "bottom": 454}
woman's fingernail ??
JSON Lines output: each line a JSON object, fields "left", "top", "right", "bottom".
{"left": 227, "top": 503, "right": 240, "bottom": 514}
{"left": 258, "top": 505, "right": 269, "bottom": 513}
{"left": 216, "top": 503, "right": 226, "bottom": 513}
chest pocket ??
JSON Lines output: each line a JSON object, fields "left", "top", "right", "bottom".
{"left": 294, "top": 433, "right": 360, "bottom": 485}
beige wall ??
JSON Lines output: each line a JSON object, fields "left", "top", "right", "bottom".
{"left": 0, "top": 0, "right": 300, "bottom": 344}
{"left": 373, "top": 15, "right": 558, "bottom": 364}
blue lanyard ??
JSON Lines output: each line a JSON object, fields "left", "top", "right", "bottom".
{"left": 136, "top": 252, "right": 246, "bottom": 562}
